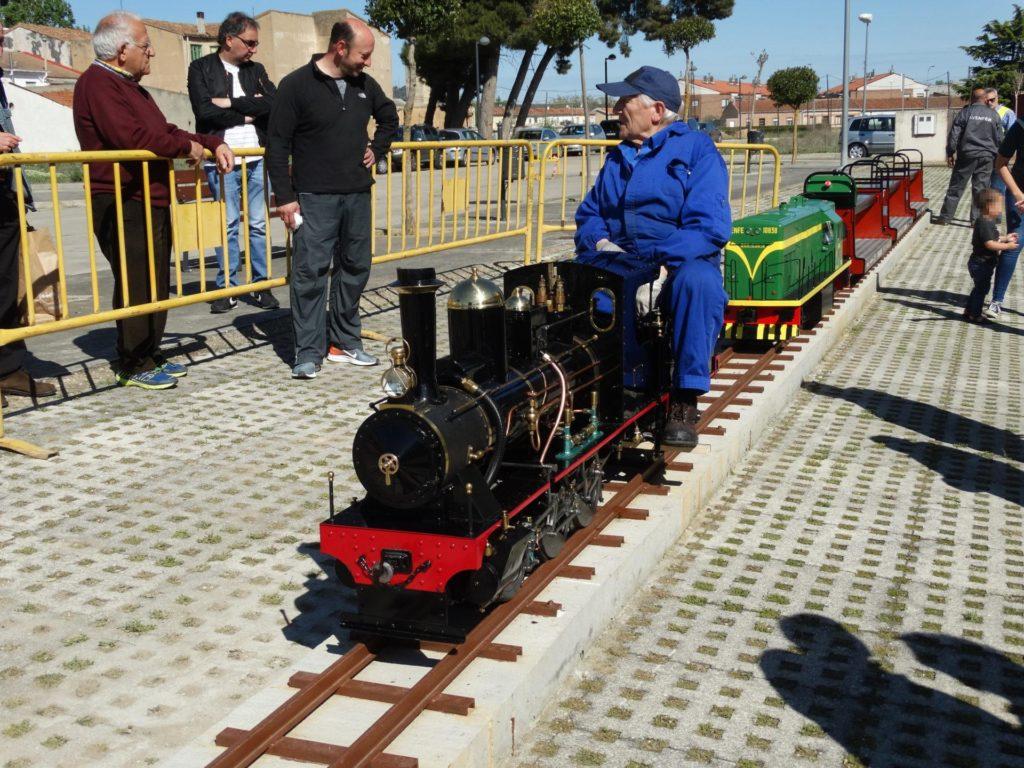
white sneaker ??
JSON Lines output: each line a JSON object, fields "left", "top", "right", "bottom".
{"left": 985, "top": 301, "right": 1002, "bottom": 318}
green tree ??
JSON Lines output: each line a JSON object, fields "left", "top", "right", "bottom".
{"left": 960, "top": 4, "right": 1024, "bottom": 100}
{"left": 0, "top": 0, "right": 75, "bottom": 27}
{"left": 766, "top": 66, "right": 819, "bottom": 162}
{"left": 660, "top": 16, "right": 714, "bottom": 119}
{"left": 515, "top": 0, "right": 600, "bottom": 131}
{"left": 365, "top": 0, "right": 457, "bottom": 134}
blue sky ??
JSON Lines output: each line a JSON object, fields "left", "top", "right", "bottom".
{"left": 69, "top": 1, "right": 1008, "bottom": 96}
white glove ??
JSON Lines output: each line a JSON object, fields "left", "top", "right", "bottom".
{"left": 636, "top": 266, "right": 668, "bottom": 316}
{"left": 596, "top": 238, "right": 625, "bottom": 253}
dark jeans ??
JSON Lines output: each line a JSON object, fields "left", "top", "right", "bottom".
{"left": 967, "top": 256, "right": 997, "bottom": 317}
{"left": 940, "top": 154, "right": 994, "bottom": 222}
{"left": 290, "top": 192, "right": 372, "bottom": 365}
{"left": 0, "top": 193, "right": 26, "bottom": 377}
{"left": 92, "top": 194, "right": 172, "bottom": 374}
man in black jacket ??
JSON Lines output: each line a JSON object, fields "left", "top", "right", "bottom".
{"left": 936, "top": 87, "right": 1004, "bottom": 225}
{"left": 187, "top": 12, "right": 279, "bottom": 312}
{"left": 267, "top": 18, "right": 398, "bottom": 379}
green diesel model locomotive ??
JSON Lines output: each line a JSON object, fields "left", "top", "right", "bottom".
{"left": 723, "top": 196, "right": 848, "bottom": 342}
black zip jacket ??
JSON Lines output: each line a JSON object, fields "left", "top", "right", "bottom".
{"left": 267, "top": 57, "right": 399, "bottom": 205}
{"left": 947, "top": 103, "right": 1004, "bottom": 159}
{"left": 187, "top": 52, "right": 277, "bottom": 146}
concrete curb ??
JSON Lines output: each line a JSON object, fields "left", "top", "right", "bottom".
{"left": 165, "top": 220, "right": 927, "bottom": 768}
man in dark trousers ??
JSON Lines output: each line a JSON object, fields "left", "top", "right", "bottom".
{"left": 74, "top": 11, "right": 233, "bottom": 390}
{"left": 936, "top": 87, "right": 1004, "bottom": 225}
{"left": 188, "top": 11, "right": 279, "bottom": 313}
{"left": 267, "top": 18, "right": 399, "bottom": 379}
{"left": 0, "top": 19, "right": 56, "bottom": 407}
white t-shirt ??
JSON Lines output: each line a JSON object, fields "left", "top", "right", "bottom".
{"left": 221, "top": 58, "right": 260, "bottom": 163}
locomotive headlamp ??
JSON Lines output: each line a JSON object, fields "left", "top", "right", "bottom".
{"left": 382, "top": 338, "right": 416, "bottom": 399}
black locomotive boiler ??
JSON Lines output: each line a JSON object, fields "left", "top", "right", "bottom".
{"left": 320, "top": 255, "right": 671, "bottom": 641}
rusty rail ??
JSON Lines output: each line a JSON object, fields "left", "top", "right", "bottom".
{"left": 204, "top": 344, "right": 788, "bottom": 768}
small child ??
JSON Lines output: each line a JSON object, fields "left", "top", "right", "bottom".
{"left": 965, "top": 188, "right": 1019, "bottom": 323}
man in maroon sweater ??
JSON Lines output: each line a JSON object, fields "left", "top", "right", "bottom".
{"left": 74, "top": 11, "right": 233, "bottom": 390}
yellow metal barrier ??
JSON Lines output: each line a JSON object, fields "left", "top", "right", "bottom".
{"left": 0, "top": 137, "right": 776, "bottom": 458}
{"left": 368, "top": 139, "right": 534, "bottom": 264}
{"left": 531, "top": 139, "right": 782, "bottom": 262}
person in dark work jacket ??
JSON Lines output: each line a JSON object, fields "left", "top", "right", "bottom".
{"left": 266, "top": 18, "right": 399, "bottom": 379}
{"left": 575, "top": 66, "right": 731, "bottom": 449}
{"left": 936, "top": 87, "right": 1004, "bottom": 224}
{"left": 188, "top": 12, "right": 279, "bottom": 312}
{"left": 74, "top": 11, "right": 233, "bottom": 390}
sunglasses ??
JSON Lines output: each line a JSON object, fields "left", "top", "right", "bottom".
{"left": 236, "top": 37, "right": 259, "bottom": 48}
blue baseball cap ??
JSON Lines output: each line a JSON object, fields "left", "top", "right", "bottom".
{"left": 597, "top": 66, "right": 682, "bottom": 114}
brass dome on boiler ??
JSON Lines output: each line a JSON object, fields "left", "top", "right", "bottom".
{"left": 447, "top": 268, "right": 504, "bottom": 310}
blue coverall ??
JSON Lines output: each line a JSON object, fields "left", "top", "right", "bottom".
{"left": 575, "top": 121, "right": 731, "bottom": 392}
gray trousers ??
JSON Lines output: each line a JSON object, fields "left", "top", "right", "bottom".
{"left": 290, "top": 191, "right": 372, "bottom": 365}
{"left": 940, "top": 153, "right": 994, "bottom": 222}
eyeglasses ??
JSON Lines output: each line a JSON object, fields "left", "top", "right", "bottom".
{"left": 127, "top": 39, "right": 153, "bottom": 52}
{"left": 987, "top": 99, "right": 997, "bottom": 104}
{"left": 236, "top": 38, "right": 259, "bottom": 48}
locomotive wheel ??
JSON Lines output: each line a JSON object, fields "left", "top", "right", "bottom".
{"left": 572, "top": 498, "right": 595, "bottom": 530}
{"left": 539, "top": 530, "right": 566, "bottom": 560}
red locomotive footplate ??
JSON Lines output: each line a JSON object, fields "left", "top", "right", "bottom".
{"left": 320, "top": 523, "right": 487, "bottom": 593}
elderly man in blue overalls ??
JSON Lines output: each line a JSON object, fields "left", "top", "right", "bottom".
{"left": 575, "top": 66, "right": 731, "bottom": 448}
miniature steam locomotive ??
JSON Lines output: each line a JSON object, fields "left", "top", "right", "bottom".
{"left": 320, "top": 255, "right": 671, "bottom": 641}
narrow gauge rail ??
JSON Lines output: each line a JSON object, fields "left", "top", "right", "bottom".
{"left": 204, "top": 346, "right": 785, "bottom": 768}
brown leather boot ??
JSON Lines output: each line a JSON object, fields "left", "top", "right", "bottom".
{"left": 663, "top": 401, "right": 699, "bottom": 448}
{"left": 0, "top": 369, "right": 57, "bottom": 398}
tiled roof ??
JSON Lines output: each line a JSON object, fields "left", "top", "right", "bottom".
{"left": 142, "top": 18, "right": 217, "bottom": 40}
{"left": 693, "top": 79, "right": 770, "bottom": 96}
{"left": 822, "top": 73, "right": 892, "bottom": 94}
{"left": 12, "top": 23, "right": 92, "bottom": 42}
{"left": 725, "top": 94, "right": 967, "bottom": 116}
{"left": 37, "top": 89, "right": 75, "bottom": 108}
{"left": 0, "top": 50, "right": 81, "bottom": 77}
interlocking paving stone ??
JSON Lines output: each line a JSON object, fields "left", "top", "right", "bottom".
{"left": 508, "top": 172, "right": 1024, "bottom": 768}
{"left": 0, "top": 261, "right": 517, "bottom": 766}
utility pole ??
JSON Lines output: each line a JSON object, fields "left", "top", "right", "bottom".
{"left": 579, "top": 43, "right": 591, "bottom": 188}
{"left": 841, "top": 0, "right": 851, "bottom": 163}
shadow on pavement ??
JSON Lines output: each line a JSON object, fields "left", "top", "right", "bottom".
{"left": 878, "top": 293, "right": 1024, "bottom": 337}
{"left": 761, "top": 613, "right": 1024, "bottom": 767}
{"left": 281, "top": 541, "right": 354, "bottom": 650}
{"left": 802, "top": 382, "right": 1023, "bottom": 461}
{"left": 870, "top": 435, "right": 1024, "bottom": 507}
{"left": 877, "top": 285, "right": 968, "bottom": 309}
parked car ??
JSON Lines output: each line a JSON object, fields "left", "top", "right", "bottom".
{"left": 439, "top": 128, "right": 493, "bottom": 166}
{"left": 558, "top": 123, "right": 607, "bottom": 154}
{"left": 844, "top": 113, "right": 895, "bottom": 158}
{"left": 695, "top": 121, "right": 724, "bottom": 143}
{"left": 509, "top": 126, "right": 560, "bottom": 172}
{"left": 378, "top": 125, "right": 443, "bottom": 172}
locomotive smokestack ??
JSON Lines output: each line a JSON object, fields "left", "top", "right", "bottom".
{"left": 394, "top": 267, "right": 444, "bottom": 402}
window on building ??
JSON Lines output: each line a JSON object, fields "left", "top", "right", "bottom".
{"left": 190, "top": 44, "right": 202, "bottom": 61}
{"left": 758, "top": 118, "right": 766, "bottom": 127}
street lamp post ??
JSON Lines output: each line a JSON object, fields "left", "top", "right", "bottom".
{"left": 858, "top": 13, "right": 872, "bottom": 115}
{"left": 603, "top": 54, "right": 616, "bottom": 119}
{"left": 840, "top": 0, "right": 851, "bottom": 162}
{"left": 475, "top": 36, "right": 490, "bottom": 134}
